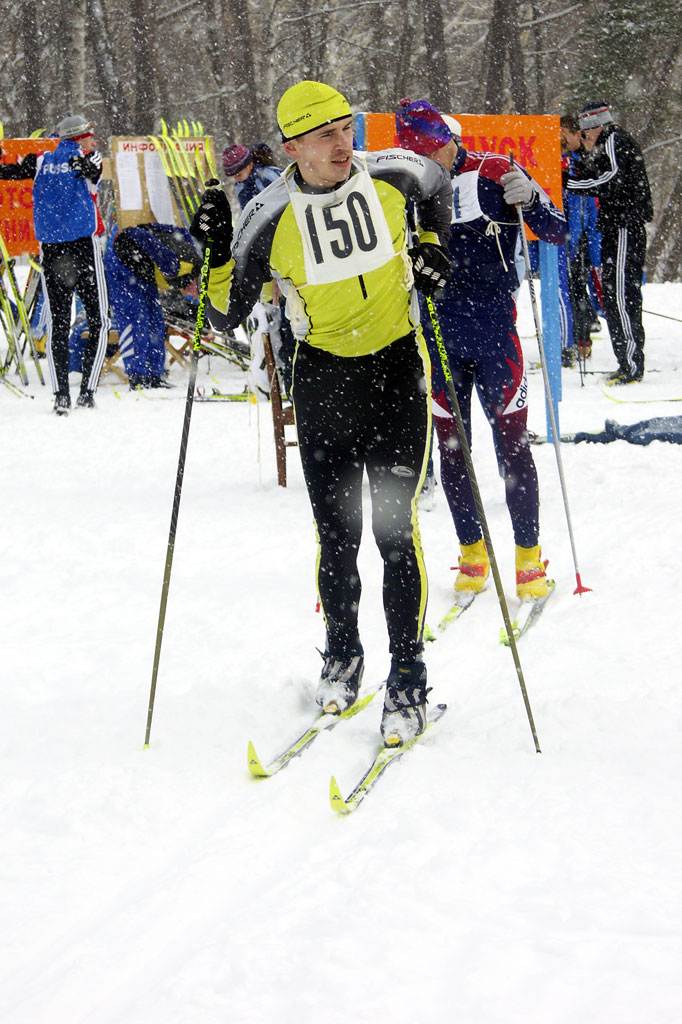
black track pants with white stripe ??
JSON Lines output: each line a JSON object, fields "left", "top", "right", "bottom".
{"left": 601, "top": 222, "right": 646, "bottom": 377}
{"left": 41, "top": 235, "right": 110, "bottom": 394}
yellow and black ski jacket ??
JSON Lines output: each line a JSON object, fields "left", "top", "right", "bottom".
{"left": 206, "top": 149, "right": 452, "bottom": 358}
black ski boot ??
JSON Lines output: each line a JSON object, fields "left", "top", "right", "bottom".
{"left": 380, "top": 660, "right": 431, "bottom": 747}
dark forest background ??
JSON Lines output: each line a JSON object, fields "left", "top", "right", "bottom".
{"left": 2, "top": 0, "right": 681, "bottom": 278}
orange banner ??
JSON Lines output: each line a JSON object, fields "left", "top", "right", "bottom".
{"left": 360, "top": 112, "right": 563, "bottom": 210}
{"left": 0, "top": 139, "right": 58, "bottom": 256}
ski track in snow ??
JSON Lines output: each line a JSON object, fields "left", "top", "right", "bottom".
{"left": 2, "top": 282, "right": 682, "bottom": 1022}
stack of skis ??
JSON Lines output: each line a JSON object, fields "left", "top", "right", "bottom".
{"left": 146, "top": 118, "right": 218, "bottom": 232}
{"left": 147, "top": 120, "right": 256, "bottom": 391}
{"left": 0, "top": 119, "right": 44, "bottom": 396}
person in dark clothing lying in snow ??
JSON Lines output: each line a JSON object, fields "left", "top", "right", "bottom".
{"left": 395, "top": 98, "right": 568, "bottom": 603}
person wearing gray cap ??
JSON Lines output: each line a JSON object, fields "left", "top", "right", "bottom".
{"left": 0, "top": 113, "right": 109, "bottom": 414}
{"left": 566, "top": 101, "right": 653, "bottom": 385}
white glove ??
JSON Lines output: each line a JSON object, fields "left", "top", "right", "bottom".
{"left": 501, "top": 168, "right": 535, "bottom": 208}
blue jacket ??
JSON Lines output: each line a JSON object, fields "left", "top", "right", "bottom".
{"left": 32, "top": 139, "right": 98, "bottom": 243}
{"left": 563, "top": 153, "right": 601, "bottom": 265}
{"left": 235, "top": 164, "right": 282, "bottom": 210}
{"left": 105, "top": 222, "right": 200, "bottom": 295}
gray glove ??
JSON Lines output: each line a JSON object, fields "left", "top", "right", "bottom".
{"left": 501, "top": 168, "right": 536, "bottom": 208}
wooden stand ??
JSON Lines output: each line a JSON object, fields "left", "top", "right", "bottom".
{"left": 262, "top": 332, "right": 297, "bottom": 487}
{"left": 164, "top": 324, "right": 192, "bottom": 368}
{"left": 98, "top": 330, "right": 128, "bottom": 384}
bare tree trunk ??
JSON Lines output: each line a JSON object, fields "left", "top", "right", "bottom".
{"left": 202, "top": 0, "right": 234, "bottom": 135}
{"left": 483, "top": 0, "right": 507, "bottom": 112}
{"left": 422, "top": 0, "right": 451, "bottom": 109}
{"left": 393, "top": 4, "right": 420, "bottom": 102}
{"left": 21, "top": 1, "right": 46, "bottom": 130}
{"left": 508, "top": 4, "right": 528, "bottom": 114}
{"left": 641, "top": 39, "right": 682, "bottom": 140}
{"left": 86, "top": 0, "right": 132, "bottom": 134}
{"left": 131, "top": 0, "right": 158, "bottom": 133}
{"left": 648, "top": 164, "right": 682, "bottom": 280}
{"left": 483, "top": 0, "right": 526, "bottom": 113}
{"left": 531, "top": 4, "right": 545, "bottom": 113}
{"left": 225, "top": 0, "right": 260, "bottom": 140}
{"left": 366, "top": 6, "right": 389, "bottom": 111}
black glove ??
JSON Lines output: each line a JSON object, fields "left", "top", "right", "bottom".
{"left": 190, "top": 188, "right": 233, "bottom": 267}
{"left": 409, "top": 241, "right": 451, "bottom": 296}
{"left": 68, "top": 154, "right": 94, "bottom": 179}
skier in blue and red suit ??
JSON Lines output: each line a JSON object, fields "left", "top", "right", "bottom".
{"left": 396, "top": 99, "right": 568, "bottom": 601}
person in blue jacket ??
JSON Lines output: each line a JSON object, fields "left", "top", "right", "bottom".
{"left": 561, "top": 115, "right": 602, "bottom": 359}
{"left": 103, "top": 222, "right": 201, "bottom": 389}
{"left": 396, "top": 99, "right": 568, "bottom": 603}
{"left": 221, "top": 142, "right": 283, "bottom": 211}
{"left": 0, "top": 113, "right": 109, "bottom": 414}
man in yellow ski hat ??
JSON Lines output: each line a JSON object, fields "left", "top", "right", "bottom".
{"left": 191, "top": 81, "right": 452, "bottom": 747}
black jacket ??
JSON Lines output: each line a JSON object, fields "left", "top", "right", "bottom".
{"left": 566, "top": 124, "right": 653, "bottom": 230}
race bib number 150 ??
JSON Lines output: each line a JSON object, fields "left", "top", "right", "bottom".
{"left": 290, "top": 168, "right": 395, "bottom": 286}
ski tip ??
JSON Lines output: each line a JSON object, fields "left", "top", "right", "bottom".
{"left": 247, "top": 740, "right": 270, "bottom": 777}
{"left": 499, "top": 625, "right": 517, "bottom": 646}
{"left": 329, "top": 775, "right": 351, "bottom": 814}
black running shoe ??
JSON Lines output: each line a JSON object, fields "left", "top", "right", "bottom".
{"left": 53, "top": 391, "right": 71, "bottom": 415}
{"left": 76, "top": 389, "right": 95, "bottom": 408}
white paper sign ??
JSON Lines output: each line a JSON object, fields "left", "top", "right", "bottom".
{"left": 115, "top": 152, "right": 143, "bottom": 211}
{"left": 144, "top": 151, "right": 175, "bottom": 224}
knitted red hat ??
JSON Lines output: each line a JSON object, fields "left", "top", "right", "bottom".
{"left": 222, "top": 144, "right": 252, "bottom": 176}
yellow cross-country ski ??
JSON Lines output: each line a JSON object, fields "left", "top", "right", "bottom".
{"left": 247, "top": 683, "right": 384, "bottom": 778}
{"left": 329, "top": 703, "right": 447, "bottom": 814}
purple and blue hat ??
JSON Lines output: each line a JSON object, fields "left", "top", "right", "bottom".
{"left": 395, "top": 98, "right": 454, "bottom": 155}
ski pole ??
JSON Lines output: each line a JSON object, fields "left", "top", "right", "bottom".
{"left": 643, "top": 308, "right": 682, "bottom": 324}
{"left": 510, "top": 153, "right": 591, "bottom": 597}
{"left": 144, "top": 234, "right": 212, "bottom": 748}
{"left": 426, "top": 296, "right": 541, "bottom": 754}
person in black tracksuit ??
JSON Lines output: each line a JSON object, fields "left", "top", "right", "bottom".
{"left": 0, "top": 113, "right": 109, "bottom": 414}
{"left": 567, "top": 101, "right": 653, "bottom": 384}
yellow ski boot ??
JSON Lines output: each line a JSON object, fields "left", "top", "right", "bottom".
{"left": 515, "top": 544, "right": 549, "bottom": 600}
{"left": 454, "top": 539, "right": 490, "bottom": 594}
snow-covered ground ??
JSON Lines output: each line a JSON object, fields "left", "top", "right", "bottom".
{"left": 2, "top": 283, "right": 681, "bottom": 1023}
